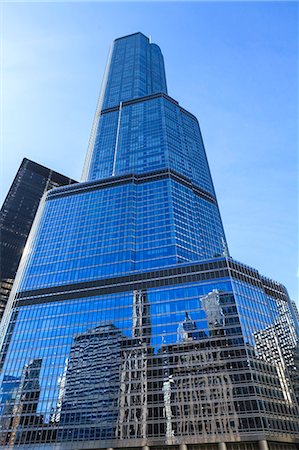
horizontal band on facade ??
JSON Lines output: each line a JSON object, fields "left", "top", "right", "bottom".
{"left": 15, "top": 258, "right": 287, "bottom": 307}
{"left": 46, "top": 168, "right": 217, "bottom": 204}
{"left": 99, "top": 92, "right": 198, "bottom": 123}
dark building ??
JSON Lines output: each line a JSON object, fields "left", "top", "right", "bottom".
{"left": 0, "top": 33, "right": 298, "bottom": 450}
{"left": 0, "top": 158, "right": 76, "bottom": 318}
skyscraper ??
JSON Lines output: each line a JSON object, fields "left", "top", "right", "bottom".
{"left": 0, "top": 32, "right": 298, "bottom": 450}
{"left": 0, "top": 158, "right": 76, "bottom": 320}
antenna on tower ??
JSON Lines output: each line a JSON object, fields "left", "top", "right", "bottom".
{"left": 149, "top": 35, "right": 152, "bottom": 44}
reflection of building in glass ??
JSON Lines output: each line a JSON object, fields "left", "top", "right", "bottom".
{"left": 254, "top": 299, "right": 299, "bottom": 405}
{"left": 201, "top": 289, "right": 225, "bottom": 328}
{"left": 57, "top": 324, "right": 123, "bottom": 442}
{"left": 1, "top": 260, "right": 298, "bottom": 449}
{"left": 117, "top": 290, "right": 151, "bottom": 440}
{"left": 0, "top": 32, "right": 298, "bottom": 450}
{"left": 177, "top": 311, "right": 206, "bottom": 342}
{"left": 55, "top": 290, "right": 152, "bottom": 442}
{"left": 117, "top": 290, "right": 239, "bottom": 442}
{"left": 0, "top": 359, "right": 45, "bottom": 446}
{"left": 117, "top": 338, "right": 149, "bottom": 440}
{"left": 0, "top": 375, "right": 20, "bottom": 445}
{"left": 132, "top": 289, "right": 151, "bottom": 343}
{"left": 50, "top": 358, "right": 68, "bottom": 424}
{"left": 161, "top": 292, "right": 239, "bottom": 442}
{"left": 163, "top": 342, "right": 239, "bottom": 439}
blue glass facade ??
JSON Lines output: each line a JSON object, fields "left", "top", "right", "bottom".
{"left": 0, "top": 32, "right": 298, "bottom": 450}
{"left": 1, "top": 261, "right": 299, "bottom": 448}
{"left": 86, "top": 94, "right": 216, "bottom": 193}
{"left": 17, "top": 174, "right": 225, "bottom": 291}
{"left": 102, "top": 33, "right": 167, "bottom": 110}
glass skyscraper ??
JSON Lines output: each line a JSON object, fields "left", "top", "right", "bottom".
{"left": 0, "top": 32, "right": 298, "bottom": 450}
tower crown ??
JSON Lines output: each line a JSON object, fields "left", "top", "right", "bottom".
{"left": 103, "top": 32, "right": 167, "bottom": 109}
{"left": 82, "top": 33, "right": 168, "bottom": 182}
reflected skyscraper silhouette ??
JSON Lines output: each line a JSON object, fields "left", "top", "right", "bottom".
{"left": 58, "top": 324, "right": 123, "bottom": 442}
{"left": 117, "top": 290, "right": 151, "bottom": 440}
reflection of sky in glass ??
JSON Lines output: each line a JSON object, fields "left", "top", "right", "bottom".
{"left": 231, "top": 280, "right": 282, "bottom": 347}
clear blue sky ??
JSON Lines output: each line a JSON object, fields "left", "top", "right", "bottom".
{"left": 1, "top": 2, "right": 298, "bottom": 303}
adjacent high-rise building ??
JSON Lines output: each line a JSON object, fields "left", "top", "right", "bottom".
{"left": 0, "top": 32, "right": 298, "bottom": 450}
{"left": 0, "top": 158, "right": 76, "bottom": 319}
